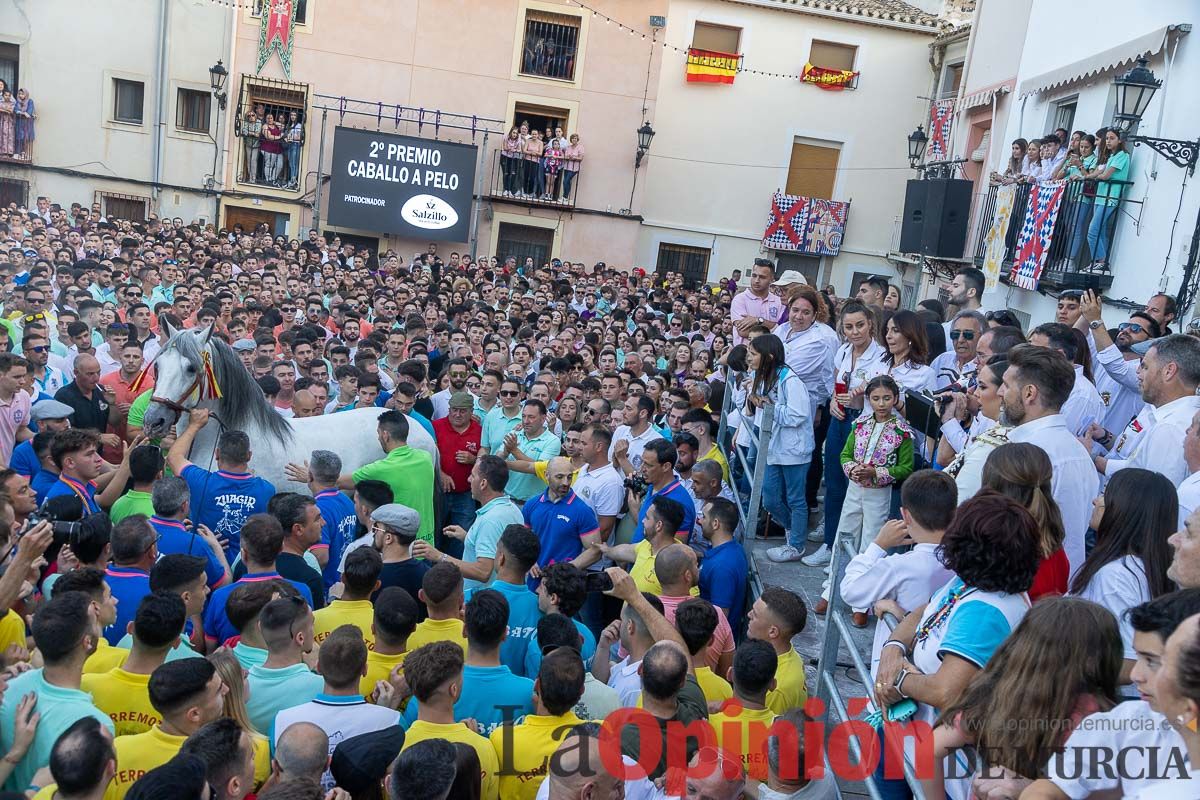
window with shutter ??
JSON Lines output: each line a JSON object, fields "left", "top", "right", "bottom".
{"left": 785, "top": 141, "right": 841, "bottom": 200}
{"left": 808, "top": 41, "right": 856, "bottom": 71}
{"left": 691, "top": 22, "right": 740, "bottom": 54}
{"left": 520, "top": 10, "right": 581, "bottom": 81}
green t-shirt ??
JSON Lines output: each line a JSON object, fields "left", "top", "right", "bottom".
{"left": 1096, "top": 149, "right": 1131, "bottom": 207}
{"left": 109, "top": 489, "right": 155, "bottom": 524}
{"left": 128, "top": 388, "right": 154, "bottom": 431}
{"left": 351, "top": 445, "right": 436, "bottom": 544}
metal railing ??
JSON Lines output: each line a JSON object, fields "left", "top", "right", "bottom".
{"left": 715, "top": 367, "right": 766, "bottom": 605}
{"left": 971, "top": 177, "right": 1134, "bottom": 291}
{"left": 488, "top": 149, "right": 580, "bottom": 208}
{"left": 816, "top": 536, "right": 927, "bottom": 800}
{"left": 520, "top": 19, "right": 579, "bottom": 81}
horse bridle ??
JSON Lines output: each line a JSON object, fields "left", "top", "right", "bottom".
{"left": 150, "top": 373, "right": 203, "bottom": 420}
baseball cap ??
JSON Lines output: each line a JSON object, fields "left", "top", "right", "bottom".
{"left": 772, "top": 270, "right": 808, "bottom": 287}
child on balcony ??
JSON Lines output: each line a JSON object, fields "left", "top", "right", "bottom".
{"left": 542, "top": 137, "right": 562, "bottom": 202}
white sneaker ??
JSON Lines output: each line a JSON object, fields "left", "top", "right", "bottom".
{"left": 802, "top": 543, "right": 832, "bottom": 567}
{"left": 766, "top": 544, "right": 804, "bottom": 563}
{"left": 808, "top": 522, "right": 825, "bottom": 543}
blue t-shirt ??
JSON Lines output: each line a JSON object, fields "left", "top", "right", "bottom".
{"left": 150, "top": 516, "right": 227, "bottom": 588}
{"left": 408, "top": 410, "right": 436, "bottom": 441}
{"left": 204, "top": 572, "right": 314, "bottom": 646}
{"left": 31, "top": 469, "right": 57, "bottom": 505}
{"left": 522, "top": 490, "right": 599, "bottom": 579}
{"left": 401, "top": 664, "right": 534, "bottom": 737}
{"left": 181, "top": 465, "right": 276, "bottom": 558}
{"left": 44, "top": 475, "right": 100, "bottom": 514}
{"left": 102, "top": 566, "right": 151, "bottom": 646}
{"left": 524, "top": 619, "right": 596, "bottom": 678}
{"left": 248, "top": 663, "right": 323, "bottom": 735}
{"left": 699, "top": 539, "right": 749, "bottom": 629}
{"left": 473, "top": 580, "right": 542, "bottom": 676}
{"left": 9, "top": 441, "right": 37, "bottom": 479}
{"left": 313, "top": 488, "right": 359, "bottom": 588}
{"left": 633, "top": 480, "right": 696, "bottom": 543}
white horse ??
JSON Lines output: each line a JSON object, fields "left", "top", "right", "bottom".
{"left": 139, "top": 325, "right": 438, "bottom": 492}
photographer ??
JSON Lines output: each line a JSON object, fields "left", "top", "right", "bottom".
{"left": 627, "top": 439, "right": 695, "bottom": 546}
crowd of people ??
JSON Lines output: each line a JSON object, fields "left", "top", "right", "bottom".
{"left": 499, "top": 122, "right": 583, "bottom": 203}
{"left": 0, "top": 193, "right": 1195, "bottom": 800}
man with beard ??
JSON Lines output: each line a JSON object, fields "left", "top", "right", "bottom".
{"left": 431, "top": 357, "right": 471, "bottom": 421}
{"left": 1000, "top": 344, "right": 1098, "bottom": 576}
{"left": 941, "top": 267, "right": 986, "bottom": 342}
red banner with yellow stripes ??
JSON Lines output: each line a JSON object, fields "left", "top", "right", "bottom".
{"left": 686, "top": 48, "right": 740, "bottom": 84}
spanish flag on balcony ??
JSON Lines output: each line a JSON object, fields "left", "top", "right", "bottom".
{"left": 686, "top": 48, "right": 741, "bottom": 84}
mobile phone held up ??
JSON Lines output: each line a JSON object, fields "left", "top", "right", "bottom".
{"left": 583, "top": 572, "right": 614, "bottom": 593}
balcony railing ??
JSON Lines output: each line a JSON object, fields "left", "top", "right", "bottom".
{"left": 971, "top": 177, "right": 1134, "bottom": 291}
{"left": 488, "top": 149, "right": 579, "bottom": 209}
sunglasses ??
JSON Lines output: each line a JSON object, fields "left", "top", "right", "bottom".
{"left": 499, "top": 390, "right": 521, "bottom": 397}
{"left": 949, "top": 330, "right": 976, "bottom": 341}
{"left": 22, "top": 312, "right": 46, "bottom": 323}
{"left": 1118, "top": 322, "right": 1145, "bottom": 334}
{"left": 24, "top": 345, "right": 48, "bottom": 353}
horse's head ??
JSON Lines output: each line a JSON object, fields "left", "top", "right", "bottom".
{"left": 142, "top": 323, "right": 214, "bottom": 438}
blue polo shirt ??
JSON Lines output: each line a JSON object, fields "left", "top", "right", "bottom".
{"left": 31, "top": 469, "right": 57, "bottom": 505}
{"left": 401, "top": 664, "right": 534, "bottom": 737}
{"left": 150, "top": 516, "right": 227, "bottom": 588}
{"left": 699, "top": 539, "right": 750, "bottom": 628}
{"left": 632, "top": 479, "right": 696, "bottom": 544}
{"left": 313, "top": 488, "right": 359, "bottom": 588}
{"left": 524, "top": 620, "right": 597, "bottom": 677}
{"left": 44, "top": 474, "right": 100, "bottom": 514}
{"left": 203, "top": 571, "right": 313, "bottom": 646}
{"left": 9, "top": 441, "right": 37, "bottom": 479}
{"left": 181, "top": 464, "right": 276, "bottom": 559}
{"left": 408, "top": 410, "right": 436, "bottom": 441}
{"left": 473, "top": 580, "right": 542, "bottom": 676}
{"left": 102, "top": 566, "right": 150, "bottom": 646}
{"left": 522, "top": 489, "right": 599, "bottom": 578}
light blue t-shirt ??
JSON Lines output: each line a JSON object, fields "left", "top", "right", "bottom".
{"left": 473, "top": 581, "right": 542, "bottom": 676}
{"left": 505, "top": 428, "right": 562, "bottom": 501}
{"left": 401, "top": 664, "right": 534, "bottom": 737}
{"left": 481, "top": 405, "right": 522, "bottom": 454}
{"left": 462, "top": 496, "right": 525, "bottom": 590}
{"left": 115, "top": 633, "right": 203, "bottom": 662}
{"left": 524, "top": 619, "right": 597, "bottom": 678}
{"left": 233, "top": 642, "right": 269, "bottom": 670}
{"left": 0, "top": 669, "right": 115, "bottom": 791}
{"left": 246, "top": 662, "right": 324, "bottom": 735}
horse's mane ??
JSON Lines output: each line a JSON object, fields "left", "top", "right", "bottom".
{"left": 165, "top": 328, "right": 294, "bottom": 445}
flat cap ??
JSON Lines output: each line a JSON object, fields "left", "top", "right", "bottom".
{"left": 370, "top": 503, "right": 420, "bottom": 536}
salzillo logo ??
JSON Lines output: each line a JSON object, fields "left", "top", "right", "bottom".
{"left": 401, "top": 193, "right": 459, "bottom": 230}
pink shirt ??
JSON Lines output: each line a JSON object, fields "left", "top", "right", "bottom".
{"left": 660, "top": 594, "right": 735, "bottom": 671}
{"left": 564, "top": 143, "right": 585, "bottom": 172}
{"left": 729, "top": 289, "right": 785, "bottom": 344}
{"left": 0, "top": 391, "right": 31, "bottom": 468}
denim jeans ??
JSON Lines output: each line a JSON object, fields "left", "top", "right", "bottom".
{"left": 285, "top": 142, "right": 301, "bottom": 186}
{"left": 523, "top": 160, "right": 538, "bottom": 194}
{"left": 762, "top": 462, "right": 810, "bottom": 548}
{"left": 1069, "top": 201, "right": 1094, "bottom": 262}
{"left": 562, "top": 169, "right": 577, "bottom": 199}
{"left": 534, "top": 163, "right": 546, "bottom": 196}
{"left": 822, "top": 413, "right": 855, "bottom": 546}
{"left": 502, "top": 156, "right": 519, "bottom": 193}
{"left": 1087, "top": 203, "right": 1117, "bottom": 262}
{"left": 438, "top": 491, "right": 475, "bottom": 560}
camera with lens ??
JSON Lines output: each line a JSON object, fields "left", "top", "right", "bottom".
{"left": 623, "top": 474, "right": 649, "bottom": 495}
{"left": 24, "top": 495, "right": 103, "bottom": 547}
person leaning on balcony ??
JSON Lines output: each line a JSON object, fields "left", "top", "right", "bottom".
{"left": 260, "top": 114, "right": 285, "bottom": 187}
{"left": 522, "top": 129, "right": 543, "bottom": 198}
{"left": 1016, "top": 137, "right": 1042, "bottom": 183}
{"left": 241, "top": 112, "right": 263, "bottom": 183}
{"left": 562, "top": 133, "right": 584, "bottom": 201}
{"left": 1061, "top": 134, "right": 1098, "bottom": 267}
{"left": 990, "top": 138, "right": 1028, "bottom": 185}
{"left": 1080, "top": 128, "right": 1132, "bottom": 272}
{"left": 500, "top": 127, "right": 522, "bottom": 197}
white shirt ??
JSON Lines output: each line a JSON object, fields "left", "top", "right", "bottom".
{"left": 1089, "top": 334, "right": 1143, "bottom": 432}
{"left": 1073, "top": 555, "right": 1149, "bottom": 662}
{"left": 1127, "top": 394, "right": 1200, "bottom": 487}
{"left": 940, "top": 412, "right": 995, "bottom": 455}
{"left": 929, "top": 350, "right": 977, "bottom": 391}
{"left": 839, "top": 542, "right": 953, "bottom": 680}
{"left": 775, "top": 321, "right": 837, "bottom": 406}
{"left": 272, "top": 695, "right": 402, "bottom": 791}
{"left": 94, "top": 342, "right": 121, "bottom": 376}
{"left": 607, "top": 656, "right": 643, "bottom": 708}
{"left": 1178, "top": 470, "right": 1200, "bottom": 529}
{"left": 572, "top": 463, "right": 624, "bottom": 520}
{"left": 609, "top": 424, "right": 663, "bottom": 475}
{"left": 1049, "top": 700, "right": 1189, "bottom": 799}
{"left": 431, "top": 388, "right": 453, "bottom": 420}
{"left": 887, "top": 360, "right": 936, "bottom": 394}
{"left": 575, "top": 673, "right": 621, "bottom": 722}
{"left": 1061, "top": 364, "right": 1107, "bottom": 437}
{"left": 1008, "top": 414, "right": 1099, "bottom": 576}
{"left": 1101, "top": 403, "right": 1153, "bottom": 483}
{"left": 142, "top": 337, "right": 162, "bottom": 364}
{"left": 832, "top": 340, "right": 888, "bottom": 398}
{"left": 758, "top": 778, "right": 840, "bottom": 800}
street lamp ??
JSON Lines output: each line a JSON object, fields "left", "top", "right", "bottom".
{"left": 907, "top": 125, "right": 928, "bottom": 169}
{"left": 209, "top": 60, "right": 228, "bottom": 110}
{"left": 635, "top": 121, "right": 655, "bottom": 168}
{"left": 1111, "top": 57, "right": 1160, "bottom": 134}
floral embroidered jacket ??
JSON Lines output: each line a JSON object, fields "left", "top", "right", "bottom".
{"left": 840, "top": 411, "right": 915, "bottom": 488}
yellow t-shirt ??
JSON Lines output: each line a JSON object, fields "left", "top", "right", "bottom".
{"left": 630, "top": 540, "right": 698, "bottom": 597}
{"left": 699, "top": 444, "right": 732, "bottom": 486}
{"left": 402, "top": 720, "right": 499, "bottom": 799}
{"left": 84, "top": 639, "right": 130, "bottom": 675}
{"left": 532, "top": 460, "right": 581, "bottom": 484}
{"left": 251, "top": 733, "right": 270, "bottom": 788}
{"left": 0, "top": 608, "right": 26, "bottom": 653}
{"left": 489, "top": 711, "right": 586, "bottom": 800}
{"left": 109, "top": 726, "right": 187, "bottom": 800}
{"left": 710, "top": 705, "right": 777, "bottom": 781}
{"left": 361, "top": 650, "right": 407, "bottom": 701}
{"left": 32, "top": 785, "right": 55, "bottom": 800}
{"left": 694, "top": 666, "right": 733, "bottom": 705}
{"left": 313, "top": 599, "right": 376, "bottom": 648}
{"left": 80, "top": 668, "right": 159, "bottom": 736}
{"left": 406, "top": 617, "right": 467, "bottom": 654}
{"left": 765, "top": 648, "right": 808, "bottom": 715}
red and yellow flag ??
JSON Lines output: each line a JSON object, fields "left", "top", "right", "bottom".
{"left": 800, "top": 63, "right": 858, "bottom": 90}
{"left": 686, "top": 48, "right": 740, "bottom": 84}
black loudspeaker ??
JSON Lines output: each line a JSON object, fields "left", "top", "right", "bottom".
{"left": 898, "top": 178, "right": 973, "bottom": 259}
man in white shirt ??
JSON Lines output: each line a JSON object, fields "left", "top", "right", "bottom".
{"left": 1034, "top": 135, "right": 1067, "bottom": 181}
{"left": 431, "top": 357, "right": 472, "bottom": 420}
{"left": 1096, "top": 335, "right": 1200, "bottom": 488}
{"left": 931, "top": 310, "right": 984, "bottom": 391}
{"left": 1029, "top": 322, "right": 1104, "bottom": 436}
{"left": 591, "top": 587, "right": 663, "bottom": 707}
{"left": 610, "top": 395, "right": 663, "bottom": 476}
{"left": 1001, "top": 345, "right": 1098, "bottom": 575}
{"left": 1177, "top": 411, "right": 1200, "bottom": 528}
{"left": 573, "top": 424, "right": 625, "bottom": 540}
{"left": 942, "top": 267, "right": 987, "bottom": 343}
